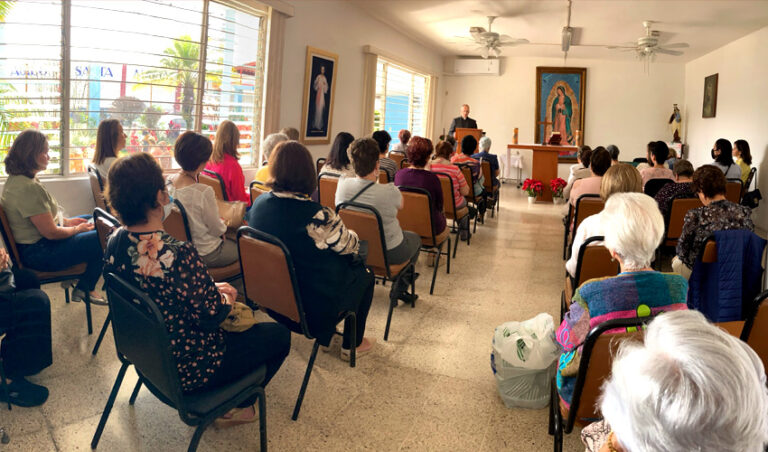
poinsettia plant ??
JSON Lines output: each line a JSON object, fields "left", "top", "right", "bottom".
{"left": 550, "top": 178, "right": 567, "bottom": 198}
{"left": 522, "top": 178, "right": 544, "bottom": 197}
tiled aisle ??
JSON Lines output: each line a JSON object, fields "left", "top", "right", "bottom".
{"left": 0, "top": 184, "right": 584, "bottom": 451}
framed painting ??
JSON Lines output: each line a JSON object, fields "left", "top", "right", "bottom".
{"left": 702, "top": 73, "right": 718, "bottom": 118}
{"left": 300, "top": 47, "right": 338, "bottom": 145}
{"left": 535, "top": 67, "right": 587, "bottom": 163}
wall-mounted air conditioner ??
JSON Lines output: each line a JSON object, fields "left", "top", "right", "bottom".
{"left": 444, "top": 57, "right": 500, "bottom": 76}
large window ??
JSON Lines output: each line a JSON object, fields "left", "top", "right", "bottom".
{"left": 0, "top": 0, "right": 267, "bottom": 176}
{"left": 373, "top": 57, "right": 429, "bottom": 146}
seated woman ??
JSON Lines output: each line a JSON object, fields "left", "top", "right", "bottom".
{"left": 104, "top": 153, "right": 290, "bottom": 426}
{"left": 562, "top": 146, "right": 592, "bottom": 200}
{"left": 372, "top": 130, "right": 396, "bottom": 182}
{"left": 568, "top": 147, "right": 611, "bottom": 206}
{"left": 450, "top": 135, "right": 484, "bottom": 194}
{"left": 672, "top": 165, "right": 754, "bottom": 279}
{"left": 169, "top": 131, "right": 238, "bottom": 269}
{"left": 565, "top": 164, "right": 642, "bottom": 278}
{"left": 253, "top": 132, "right": 289, "bottom": 185}
{"left": 710, "top": 138, "right": 742, "bottom": 180}
{"left": 639, "top": 141, "right": 674, "bottom": 187}
{"left": 394, "top": 136, "right": 446, "bottom": 236}
{"left": 92, "top": 119, "right": 126, "bottom": 179}
{"left": 733, "top": 139, "right": 753, "bottom": 185}
{"left": 392, "top": 129, "right": 410, "bottom": 154}
{"left": 585, "top": 310, "right": 768, "bottom": 452}
{"left": 556, "top": 193, "right": 688, "bottom": 408}
{"left": 0, "top": 130, "right": 104, "bottom": 303}
{"left": 320, "top": 132, "right": 356, "bottom": 178}
{"left": 337, "top": 138, "right": 421, "bottom": 305}
{"left": 0, "top": 248, "right": 52, "bottom": 407}
{"left": 471, "top": 136, "right": 500, "bottom": 187}
{"left": 205, "top": 120, "right": 250, "bottom": 204}
{"left": 653, "top": 159, "right": 695, "bottom": 217}
{"left": 246, "top": 141, "right": 375, "bottom": 359}
{"left": 431, "top": 140, "right": 471, "bottom": 239}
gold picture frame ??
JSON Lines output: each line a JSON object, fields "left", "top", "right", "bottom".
{"left": 535, "top": 67, "right": 587, "bottom": 163}
{"left": 300, "top": 46, "right": 339, "bottom": 145}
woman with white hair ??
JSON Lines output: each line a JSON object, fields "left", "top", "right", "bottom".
{"left": 585, "top": 310, "right": 768, "bottom": 452}
{"left": 253, "top": 132, "right": 289, "bottom": 185}
{"left": 555, "top": 193, "right": 688, "bottom": 407}
{"left": 471, "top": 136, "right": 500, "bottom": 187}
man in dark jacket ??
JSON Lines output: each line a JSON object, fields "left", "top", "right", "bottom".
{"left": 448, "top": 104, "right": 477, "bottom": 135}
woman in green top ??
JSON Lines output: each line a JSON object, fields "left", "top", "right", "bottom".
{"left": 1, "top": 130, "right": 105, "bottom": 303}
{"left": 732, "top": 139, "right": 752, "bottom": 185}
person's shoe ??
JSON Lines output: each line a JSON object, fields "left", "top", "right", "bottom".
{"left": 71, "top": 289, "right": 108, "bottom": 306}
{"left": 340, "top": 337, "right": 376, "bottom": 362}
{"left": 398, "top": 292, "right": 418, "bottom": 305}
{"left": 214, "top": 405, "right": 258, "bottom": 429}
{"left": 321, "top": 333, "right": 342, "bottom": 353}
{"left": 0, "top": 377, "right": 49, "bottom": 407}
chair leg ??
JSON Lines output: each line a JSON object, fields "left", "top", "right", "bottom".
{"left": 452, "top": 228, "right": 460, "bottom": 258}
{"left": 64, "top": 286, "right": 70, "bottom": 304}
{"left": 0, "top": 357, "right": 10, "bottom": 411}
{"left": 384, "top": 293, "right": 396, "bottom": 342}
{"left": 84, "top": 293, "right": 93, "bottom": 335}
{"left": 128, "top": 380, "right": 142, "bottom": 405}
{"left": 187, "top": 422, "right": 211, "bottom": 452}
{"left": 256, "top": 387, "right": 268, "bottom": 452}
{"left": 445, "top": 239, "right": 451, "bottom": 275}
{"left": 292, "top": 341, "right": 320, "bottom": 421}
{"left": 348, "top": 314, "right": 356, "bottom": 368}
{"left": 91, "top": 313, "right": 111, "bottom": 356}
{"left": 91, "top": 362, "right": 129, "bottom": 449}
{"left": 430, "top": 248, "right": 441, "bottom": 295}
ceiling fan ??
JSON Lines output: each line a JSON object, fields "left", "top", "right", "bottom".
{"left": 454, "top": 16, "right": 529, "bottom": 58}
{"left": 607, "top": 21, "right": 690, "bottom": 60}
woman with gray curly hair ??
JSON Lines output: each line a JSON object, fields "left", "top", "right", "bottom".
{"left": 253, "top": 132, "right": 289, "bottom": 185}
{"left": 585, "top": 309, "right": 768, "bottom": 452}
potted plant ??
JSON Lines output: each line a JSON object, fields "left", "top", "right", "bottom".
{"left": 522, "top": 178, "right": 543, "bottom": 204}
{"left": 550, "top": 178, "right": 567, "bottom": 204}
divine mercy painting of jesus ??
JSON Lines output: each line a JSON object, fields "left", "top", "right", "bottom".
{"left": 534, "top": 67, "right": 587, "bottom": 162}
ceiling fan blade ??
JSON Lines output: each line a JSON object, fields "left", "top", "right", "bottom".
{"left": 606, "top": 45, "right": 636, "bottom": 50}
{"left": 479, "top": 47, "right": 489, "bottom": 59}
{"left": 499, "top": 38, "right": 529, "bottom": 46}
{"left": 662, "top": 42, "right": 689, "bottom": 49}
{"left": 655, "top": 48, "right": 684, "bottom": 56}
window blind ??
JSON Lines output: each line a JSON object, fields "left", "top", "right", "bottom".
{"left": 373, "top": 57, "right": 430, "bottom": 145}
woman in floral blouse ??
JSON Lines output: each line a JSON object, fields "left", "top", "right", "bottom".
{"left": 103, "top": 153, "right": 290, "bottom": 427}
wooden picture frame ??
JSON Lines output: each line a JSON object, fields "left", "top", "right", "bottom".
{"left": 702, "top": 73, "right": 718, "bottom": 118}
{"left": 300, "top": 47, "right": 338, "bottom": 145}
{"left": 535, "top": 67, "right": 587, "bottom": 163}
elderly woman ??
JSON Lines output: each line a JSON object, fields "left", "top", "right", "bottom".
{"left": 471, "top": 136, "right": 500, "bottom": 187}
{"left": 253, "top": 132, "right": 289, "bottom": 185}
{"left": 104, "top": 153, "right": 290, "bottom": 426}
{"left": 672, "top": 164, "right": 753, "bottom": 279}
{"left": 584, "top": 310, "right": 768, "bottom": 452}
{"left": 563, "top": 146, "right": 592, "bottom": 200}
{"left": 565, "top": 164, "right": 642, "bottom": 278}
{"left": 205, "top": 120, "right": 250, "bottom": 204}
{"left": 395, "top": 136, "right": 447, "bottom": 236}
{"left": 711, "top": 138, "right": 742, "bottom": 180}
{"left": 320, "top": 132, "right": 356, "bottom": 177}
{"left": 653, "top": 159, "right": 695, "bottom": 217}
{"left": 246, "top": 141, "right": 375, "bottom": 360}
{"left": 92, "top": 119, "right": 126, "bottom": 179}
{"left": 556, "top": 193, "right": 688, "bottom": 407}
{"left": 1, "top": 130, "right": 104, "bottom": 303}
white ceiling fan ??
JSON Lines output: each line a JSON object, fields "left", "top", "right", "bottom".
{"left": 607, "top": 21, "right": 690, "bottom": 60}
{"left": 453, "top": 16, "right": 529, "bottom": 59}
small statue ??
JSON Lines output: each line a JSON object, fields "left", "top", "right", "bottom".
{"left": 668, "top": 104, "right": 682, "bottom": 143}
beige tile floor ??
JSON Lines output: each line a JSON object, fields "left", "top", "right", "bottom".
{"left": 0, "top": 184, "right": 585, "bottom": 451}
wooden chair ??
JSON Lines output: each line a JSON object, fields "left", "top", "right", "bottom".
{"left": 725, "top": 179, "right": 743, "bottom": 203}
{"left": 336, "top": 202, "right": 416, "bottom": 341}
{"left": 92, "top": 273, "right": 268, "bottom": 452}
{"left": 317, "top": 172, "right": 340, "bottom": 210}
{"left": 662, "top": 196, "right": 703, "bottom": 248}
{"left": 199, "top": 169, "right": 227, "bottom": 201}
{"left": 643, "top": 178, "right": 673, "bottom": 197}
{"left": 397, "top": 186, "right": 451, "bottom": 295}
{"left": 565, "top": 195, "right": 603, "bottom": 260}
{"left": 434, "top": 172, "right": 470, "bottom": 258}
{"left": 561, "top": 236, "right": 620, "bottom": 320}
{"left": 250, "top": 180, "right": 269, "bottom": 205}
{"left": 162, "top": 200, "right": 240, "bottom": 283}
{"left": 480, "top": 160, "right": 500, "bottom": 217}
{"left": 549, "top": 317, "right": 651, "bottom": 452}
{"left": 458, "top": 164, "right": 482, "bottom": 232}
{"left": 316, "top": 158, "right": 326, "bottom": 176}
{"left": 91, "top": 208, "right": 121, "bottom": 356}
{"left": 399, "top": 158, "right": 410, "bottom": 169}
{"left": 741, "top": 290, "right": 768, "bottom": 372}
{"left": 237, "top": 227, "right": 355, "bottom": 420}
{"left": 87, "top": 165, "right": 108, "bottom": 211}
{"left": 0, "top": 204, "right": 93, "bottom": 334}
{"left": 378, "top": 171, "right": 389, "bottom": 184}
{"left": 387, "top": 151, "right": 405, "bottom": 169}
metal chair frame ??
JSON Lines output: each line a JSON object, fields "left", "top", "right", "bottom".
{"left": 200, "top": 169, "right": 228, "bottom": 201}
{"left": 91, "top": 208, "right": 121, "bottom": 356}
{"left": 433, "top": 171, "right": 471, "bottom": 258}
{"left": 565, "top": 194, "right": 602, "bottom": 260}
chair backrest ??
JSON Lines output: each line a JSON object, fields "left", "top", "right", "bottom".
{"left": 434, "top": 172, "right": 458, "bottom": 218}
{"left": 741, "top": 290, "right": 768, "bottom": 371}
{"left": 378, "top": 171, "right": 389, "bottom": 184}
{"left": 458, "top": 164, "right": 477, "bottom": 203}
{"left": 632, "top": 157, "right": 648, "bottom": 164}
{"left": 237, "top": 227, "right": 309, "bottom": 335}
{"left": 250, "top": 181, "right": 269, "bottom": 205}
{"left": 725, "top": 179, "right": 742, "bottom": 203}
{"left": 87, "top": 165, "right": 108, "bottom": 211}
{"left": 643, "top": 178, "right": 673, "bottom": 197}
{"left": 388, "top": 151, "right": 405, "bottom": 169}
{"left": 105, "top": 272, "right": 185, "bottom": 407}
{"left": 480, "top": 160, "right": 493, "bottom": 193}
{"left": 571, "top": 195, "right": 603, "bottom": 246}
{"left": 701, "top": 240, "right": 717, "bottom": 263}
{"left": 0, "top": 204, "right": 22, "bottom": 268}
{"left": 317, "top": 173, "right": 340, "bottom": 209}
{"left": 396, "top": 186, "right": 436, "bottom": 245}
{"left": 336, "top": 202, "right": 391, "bottom": 277}
{"left": 665, "top": 197, "right": 703, "bottom": 245}
{"left": 568, "top": 317, "right": 650, "bottom": 429}
{"left": 400, "top": 158, "right": 410, "bottom": 169}
{"left": 200, "top": 169, "right": 227, "bottom": 201}
{"left": 93, "top": 207, "right": 120, "bottom": 252}
{"left": 743, "top": 167, "right": 757, "bottom": 194}
{"left": 163, "top": 199, "right": 191, "bottom": 242}
{"left": 316, "top": 158, "right": 326, "bottom": 176}
{"left": 573, "top": 236, "right": 620, "bottom": 291}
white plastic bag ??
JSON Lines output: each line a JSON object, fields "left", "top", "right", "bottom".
{"left": 492, "top": 313, "right": 559, "bottom": 370}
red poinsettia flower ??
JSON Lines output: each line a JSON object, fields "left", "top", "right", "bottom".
{"left": 550, "top": 178, "right": 567, "bottom": 197}
{"left": 522, "top": 178, "right": 543, "bottom": 197}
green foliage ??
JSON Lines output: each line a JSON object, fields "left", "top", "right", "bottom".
{"left": 141, "top": 105, "right": 164, "bottom": 130}
{"left": 111, "top": 96, "right": 146, "bottom": 127}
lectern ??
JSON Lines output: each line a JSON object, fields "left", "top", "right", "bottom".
{"left": 507, "top": 143, "right": 578, "bottom": 202}
{"left": 454, "top": 128, "right": 483, "bottom": 153}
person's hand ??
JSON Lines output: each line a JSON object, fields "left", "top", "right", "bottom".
{"left": 0, "top": 248, "right": 10, "bottom": 271}
{"left": 216, "top": 282, "right": 238, "bottom": 303}
{"left": 74, "top": 222, "right": 94, "bottom": 234}
{"left": 66, "top": 217, "right": 88, "bottom": 226}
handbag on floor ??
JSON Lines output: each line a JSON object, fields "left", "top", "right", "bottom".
{"left": 220, "top": 301, "right": 258, "bottom": 332}
{"left": 217, "top": 200, "right": 247, "bottom": 229}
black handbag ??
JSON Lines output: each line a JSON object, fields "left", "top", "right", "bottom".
{"left": 741, "top": 189, "right": 762, "bottom": 209}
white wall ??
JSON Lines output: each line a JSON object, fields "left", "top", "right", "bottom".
{"left": 684, "top": 26, "right": 768, "bottom": 230}
{"left": 279, "top": 0, "right": 445, "bottom": 161}
{"left": 442, "top": 57, "right": 685, "bottom": 180}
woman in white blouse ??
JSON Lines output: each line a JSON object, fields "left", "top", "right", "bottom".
{"left": 169, "top": 131, "right": 237, "bottom": 268}
{"left": 93, "top": 119, "right": 126, "bottom": 179}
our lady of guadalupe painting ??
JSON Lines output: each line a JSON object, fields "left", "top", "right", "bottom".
{"left": 535, "top": 67, "right": 587, "bottom": 162}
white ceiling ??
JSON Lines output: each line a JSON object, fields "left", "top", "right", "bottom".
{"left": 349, "top": 0, "right": 768, "bottom": 62}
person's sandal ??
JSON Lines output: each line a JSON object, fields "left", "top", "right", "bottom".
{"left": 214, "top": 405, "right": 258, "bottom": 429}
{"left": 340, "top": 337, "right": 375, "bottom": 362}
{"left": 71, "top": 289, "right": 108, "bottom": 306}
{"left": 0, "top": 377, "right": 49, "bottom": 407}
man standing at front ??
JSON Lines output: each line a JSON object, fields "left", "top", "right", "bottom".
{"left": 448, "top": 104, "right": 477, "bottom": 136}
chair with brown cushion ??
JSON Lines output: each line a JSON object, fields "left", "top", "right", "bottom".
{"left": 378, "top": 171, "right": 389, "bottom": 184}
{"left": 396, "top": 186, "right": 451, "bottom": 295}
{"left": 643, "top": 178, "right": 673, "bottom": 197}
{"left": 91, "top": 207, "right": 121, "bottom": 356}
{"left": 740, "top": 289, "right": 768, "bottom": 372}
{"left": 458, "top": 164, "right": 482, "bottom": 232}
{"left": 199, "top": 169, "right": 227, "bottom": 201}
{"left": 434, "top": 172, "right": 470, "bottom": 258}
{"left": 162, "top": 200, "right": 240, "bottom": 283}
{"left": 565, "top": 195, "right": 603, "bottom": 260}
{"left": 663, "top": 196, "right": 704, "bottom": 248}
{"left": 399, "top": 158, "right": 410, "bottom": 169}
{"left": 561, "top": 236, "right": 620, "bottom": 320}
{"left": 237, "top": 226, "right": 355, "bottom": 421}
{"left": 250, "top": 181, "right": 269, "bottom": 205}
{"left": 316, "top": 158, "right": 326, "bottom": 176}
{"left": 0, "top": 204, "right": 93, "bottom": 334}
{"left": 725, "top": 179, "right": 743, "bottom": 203}
{"left": 87, "top": 165, "right": 108, "bottom": 212}
{"left": 549, "top": 317, "right": 652, "bottom": 452}
{"left": 480, "top": 159, "right": 500, "bottom": 218}
{"left": 336, "top": 203, "right": 416, "bottom": 341}
{"left": 387, "top": 151, "right": 405, "bottom": 169}
{"left": 317, "top": 172, "right": 340, "bottom": 210}
{"left": 562, "top": 203, "right": 573, "bottom": 260}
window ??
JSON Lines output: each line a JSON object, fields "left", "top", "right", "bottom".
{"left": 373, "top": 57, "right": 429, "bottom": 146}
{"left": 0, "top": 0, "right": 267, "bottom": 177}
